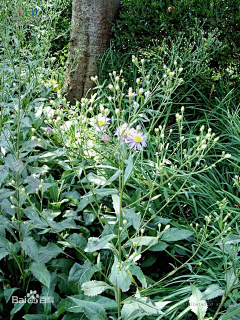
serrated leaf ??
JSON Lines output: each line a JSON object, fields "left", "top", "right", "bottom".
{"left": 110, "top": 256, "right": 131, "bottom": 292}
{"left": 202, "top": 284, "right": 224, "bottom": 300}
{"left": 29, "top": 262, "right": 51, "bottom": 288}
{"left": 189, "top": 285, "right": 207, "bottom": 320}
{"left": 85, "top": 234, "right": 117, "bottom": 252}
{"left": 82, "top": 281, "right": 113, "bottom": 296}
{"left": 161, "top": 228, "right": 193, "bottom": 242}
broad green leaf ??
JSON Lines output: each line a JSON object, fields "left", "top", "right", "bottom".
{"left": 20, "top": 237, "right": 62, "bottom": 263}
{"left": 217, "top": 235, "right": 240, "bottom": 245}
{"left": 161, "top": 228, "right": 194, "bottom": 242}
{"left": 124, "top": 154, "right": 133, "bottom": 184}
{"left": 83, "top": 209, "right": 97, "bottom": 226}
{"left": 58, "top": 294, "right": 117, "bottom": 313}
{"left": 148, "top": 241, "right": 168, "bottom": 252}
{"left": 122, "top": 208, "right": 141, "bottom": 232}
{"left": 121, "top": 297, "right": 168, "bottom": 319}
{"left": 82, "top": 281, "right": 113, "bottom": 296}
{"left": 10, "top": 301, "right": 25, "bottom": 320}
{"left": 102, "top": 169, "right": 122, "bottom": 187}
{"left": 81, "top": 173, "right": 106, "bottom": 185}
{"left": 141, "top": 254, "right": 157, "bottom": 267}
{"left": 124, "top": 236, "right": 158, "bottom": 248}
{"left": 68, "top": 262, "right": 98, "bottom": 294}
{"left": 68, "top": 297, "right": 108, "bottom": 320}
{"left": 51, "top": 258, "right": 74, "bottom": 273}
{"left": 202, "top": 284, "right": 224, "bottom": 300}
{"left": 85, "top": 234, "right": 117, "bottom": 252}
{"left": 189, "top": 285, "right": 207, "bottom": 320}
{"left": 4, "top": 287, "right": 18, "bottom": 303}
{"left": 29, "top": 262, "right": 51, "bottom": 288}
{"left": 110, "top": 256, "right": 131, "bottom": 292}
{"left": 129, "top": 265, "right": 147, "bottom": 288}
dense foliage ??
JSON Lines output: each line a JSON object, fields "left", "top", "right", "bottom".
{"left": 0, "top": 0, "right": 240, "bottom": 320}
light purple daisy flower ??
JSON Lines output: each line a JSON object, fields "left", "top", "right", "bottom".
{"left": 126, "top": 129, "right": 147, "bottom": 151}
{"left": 114, "top": 123, "right": 134, "bottom": 142}
{"left": 101, "top": 134, "right": 111, "bottom": 142}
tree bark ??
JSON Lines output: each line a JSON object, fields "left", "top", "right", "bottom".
{"left": 65, "top": 0, "right": 121, "bottom": 104}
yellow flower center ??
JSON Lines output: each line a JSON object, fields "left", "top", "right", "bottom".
{"left": 98, "top": 120, "right": 104, "bottom": 127}
{"left": 134, "top": 136, "right": 142, "bottom": 143}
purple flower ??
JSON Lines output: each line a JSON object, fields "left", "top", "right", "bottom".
{"left": 46, "top": 126, "right": 52, "bottom": 133}
{"left": 101, "top": 134, "right": 111, "bottom": 142}
{"left": 115, "top": 123, "right": 134, "bottom": 142}
{"left": 126, "top": 130, "right": 147, "bottom": 151}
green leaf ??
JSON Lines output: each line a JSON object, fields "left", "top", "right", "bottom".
{"left": 217, "top": 235, "right": 240, "bottom": 245}
{"left": 148, "top": 241, "right": 168, "bottom": 252}
{"left": 220, "top": 304, "right": 240, "bottom": 320}
{"left": 129, "top": 265, "right": 147, "bottom": 289}
{"left": 124, "top": 236, "right": 158, "bottom": 248}
{"left": 202, "top": 284, "right": 224, "bottom": 300}
{"left": 10, "top": 301, "right": 25, "bottom": 320}
{"left": 110, "top": 256, "right": 131, "bottom": 292}
{"left": 20, "top": 237, "right": 62, "bottom": 263}
{"left": 68, "top": 297, "right": 108, "bottom": 320}
{"left": 225, "top": 268, "right": 238, "bottom": 292}
{"left": 59, "top": 294, "right": 117, "bottom": 313}
{"left": 29, "top": 262, "right": 51, "bottom": 288}
{"left": 82, "top": 281, "right": 113, "bottom": 296}
{"left": 161, "top": 228, "right": 194, "bottom": 242}
{"left": 102, "top": 169, "right": 122, "bottom": 187}
{"left": 4, "top": 287, "right": 18, "bottom": 303}
{"left": 124, "top": 154, "right": 133, "bottom": 185}
{"left": 83, "top": 209, "right": 97, "bottom": 226}
{"left": 23, "top": 315, "right": 49, "bottom": 320}
{"left": 189, "top": 285, "right": 207, "bottom": 320}
{"left": 112, "top": 194, "right": 120, "bottom": 218}
{"left": 85, "top": 234, "right": 117, "bottom": 252}
{"left": 121, "top": 297, "right": 168, "bottom": 319}
{"left": 68, "top": 262, "right": 98, "bottom": 294}
{"left": 141, "top": 254, "right": 157, "bottom": 267}
{"left": 81, "top": 173, "right": 106, "bottom": 186}
{"left": 122, "top": 208, "right": 141, "bottom": 232}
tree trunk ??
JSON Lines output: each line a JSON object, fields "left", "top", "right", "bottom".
{"left": 65, "top": 0, "right": 121, "bottom": 104}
